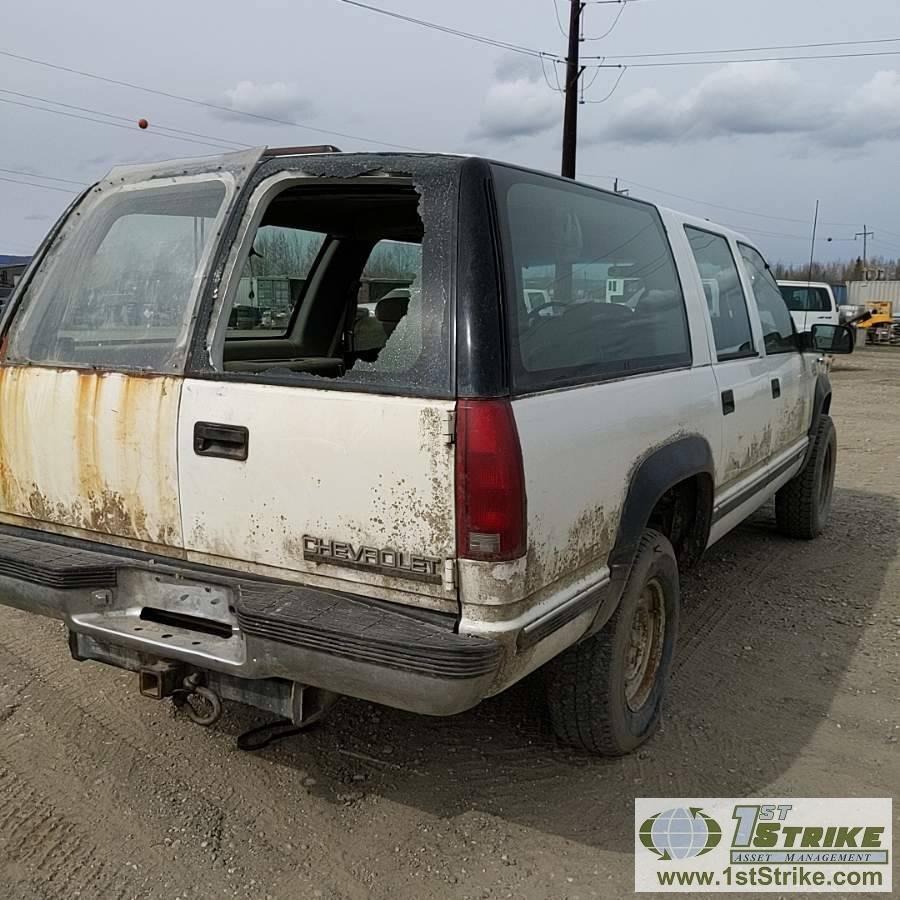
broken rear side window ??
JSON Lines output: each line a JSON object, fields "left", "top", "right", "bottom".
{"left": 216, "top": 173, "right": 453, "bottom": 397}
{"left": 5, "top": 178, "right": 229, "bottom": 372}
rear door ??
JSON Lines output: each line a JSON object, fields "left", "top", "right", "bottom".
{"left": 0, "top": 150, "right": 261, "bottom": 551}
{"left": 684, "top": 227, "right": 773, "bottom": 488}
{"left": 737, "top": 245, "right": 811, "bottom": 462}
{"left": 176, "top": 161, "right": 459, "bottom": 612}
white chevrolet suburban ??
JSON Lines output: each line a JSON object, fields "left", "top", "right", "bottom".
{"left": 0, "top": 148, "right": 854, "bottom": 755}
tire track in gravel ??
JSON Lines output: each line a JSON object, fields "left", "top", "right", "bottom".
{"left": 0, "top": 763, "right": 143, "bottom": 900}
{"left": 0, "top": 614, "right": 374, "bottom": 900}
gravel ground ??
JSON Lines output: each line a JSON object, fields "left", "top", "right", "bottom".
{"left": 0, "top": 348, "right": 897, "bottom": 900}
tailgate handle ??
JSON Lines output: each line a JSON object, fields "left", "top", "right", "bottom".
{"left": 771, "top": 378, "right": 781, "bottom": 399}
{"left": 193, "top": 422, "right": 249, "bottom": 461}
{"left": 721, "top": 390, "right": 736, "bottom": 416}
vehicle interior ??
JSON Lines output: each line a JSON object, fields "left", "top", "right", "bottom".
{"left": 511, "top": 213, "right": 691, "bottom": 373}
{"left": 219, "top": 182, "right": 424, "bottom": 380}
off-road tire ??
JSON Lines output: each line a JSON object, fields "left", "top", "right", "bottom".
{"left": 775, "top": 414, "right": 837, "bottom": 540}
{"left": 544, "top": 529, "right": 680, "bottom": 756}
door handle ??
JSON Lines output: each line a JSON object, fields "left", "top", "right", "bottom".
{"left": 721, "top": 390, "right": 735, "bottom": 415}
{"left": 771, "top": 378, "right": 781, "bottom": 399}
{"left": 193, "top": 422, "right": 250, "bottom": 461}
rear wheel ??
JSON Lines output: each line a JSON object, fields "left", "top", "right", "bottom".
{"left": 544, "top": 529, "right": 679, "bottom": 756}
{"left": 775, "top": 414, "right": 837, "bottom": 540}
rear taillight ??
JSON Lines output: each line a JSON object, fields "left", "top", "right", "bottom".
{"left": 455, "top": 399, "right": 527, "bottom": 561}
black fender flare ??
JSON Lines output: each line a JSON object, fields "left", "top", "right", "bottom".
{"left": 608, "top": 434, "right": 716, "bottom": 574}
{"left": 803, "top": 373, "right": 832, "bottom": 467}
{"left": 584, "top": 434, "right": 715, "bottom": 638}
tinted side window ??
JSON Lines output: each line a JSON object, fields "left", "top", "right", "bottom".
{"left": 685, "top": 227, "right": 755, "bottom": 360}
{"left": 494, "top": 168, "right": 691, "bottom": 391}
{"left": 780, "top": 285, "right": 832, "bottom": 313}
{"left": 739, "top": 245, "right": 796, "bottom": 353}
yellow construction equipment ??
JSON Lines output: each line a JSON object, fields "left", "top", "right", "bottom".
{"left": 855, "top": 301, "right": 896, "bottom": 344}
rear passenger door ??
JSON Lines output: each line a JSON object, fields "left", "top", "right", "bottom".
{"left": 737, "top": 245, "right": 811, "bottom": 462}
{"left": 684, "top": 227, "right": 773, "bottom": 489}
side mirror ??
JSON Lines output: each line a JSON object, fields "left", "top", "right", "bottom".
{"left": 807, "top": 323, "right": 855, "bottom": 355}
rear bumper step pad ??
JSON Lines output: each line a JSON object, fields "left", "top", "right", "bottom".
{"left": 0, "top": 528, "right": 501, "bottom": 685}
{"left": 0, "top": 533, "right": 119, "bottom": 589}
{"left": 237, "top": 584, "right": 501, "bottom": 680}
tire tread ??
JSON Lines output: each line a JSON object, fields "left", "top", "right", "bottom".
{"left": 545, "top": 529, "right": 674, "bottom": 755}
{"left": 775, "top": 415, "right": 836, "bottom": 540}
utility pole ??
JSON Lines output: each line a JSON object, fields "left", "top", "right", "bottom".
{"left": 855, "top": 225, "right": 874, "bottom": 269}
{"left": 561, "top": 1, "right": 585, "bottom": 179}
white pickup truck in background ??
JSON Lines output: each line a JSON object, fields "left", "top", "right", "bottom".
{"left": 778, "top": 280, "right": 841, "bottom": 334}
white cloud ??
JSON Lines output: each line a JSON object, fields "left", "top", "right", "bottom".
{"left": 596, "top": 64, "right": 900, "bottom": 150}
{"left": 216, "top": 81, "right": 313, "bottom": 122}
{"left": 836, "top": 70, "right": 900, "bottom": 146}
{"left": 470, "top": 57, "right": 561, "bottom": 142}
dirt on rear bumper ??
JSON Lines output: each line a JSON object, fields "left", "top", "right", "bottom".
{"left": 0, "top": 527, "right": 500, "bottom": 716}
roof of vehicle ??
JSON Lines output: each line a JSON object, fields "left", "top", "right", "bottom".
{"left": 655, "top": 206, "right": 753, "bottom": 248}
{"left": 777, "top": 281, "right": 833, "bottom": 289}
{"left": 100, "top": 146, "right": 758, "bottom": 251}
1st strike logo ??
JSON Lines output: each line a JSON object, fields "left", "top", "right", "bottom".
{"left": 302, "top": 535, "right": 443, "bottom": 584}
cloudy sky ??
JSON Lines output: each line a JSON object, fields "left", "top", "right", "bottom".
{"left": 2, "top": 0, "right": 900, "bottom": 263}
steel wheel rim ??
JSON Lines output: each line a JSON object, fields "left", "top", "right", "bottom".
{"left": 624, "top": 578, "right": 666, "bottom": 712}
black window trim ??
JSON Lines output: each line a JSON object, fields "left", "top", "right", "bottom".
{"left": 491, "top": 164, "right": 694, "bottom": 396}
{"left": 186, "top": 155, "right": 461, "bottom": 400}
{"left": 685, "top": 224, "right": 759, "bottom": 363}
{"left": 737, "top": 241, "right": 800, "bottom": 357}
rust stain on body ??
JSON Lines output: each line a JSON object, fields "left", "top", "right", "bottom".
{"left": 0, "top": 365, "right": 182, "bottom": 546}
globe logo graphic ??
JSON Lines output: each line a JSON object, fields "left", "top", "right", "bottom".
{"left": 639, "top": 808, "right": 722, "bottom": 860}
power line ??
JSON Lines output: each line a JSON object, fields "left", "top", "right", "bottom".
{"left": 0, "top": 166, "right": 86, "bottom": 186}
{"left": 582, "top": 1, "right": 630, "bottom": 42}
{"left": 336, "top": 0, "right": 561, "bottom": 60}
{"left": 0, "top": 47, "right": 423, "bottom": 151}
{"left": 579, "top": 173, "right": 866, "bottom": 229}
{"left": 0, "top": 96, "right": 240, "bottom": 152}
{"left": 584, "top": 48, "right": 900, "bottom": 67}
{"left": 587, "top": 34, "right": 900, "bottom": 61}
{"left": 0, "top": 88, "right": 250, "bottom": 150}
{"left": 581, "top": 67, "right": 628, "bottom": 103}
{"left": 0, "top": 174, "right": 76, "bottom": 194}
{"left": 550, "top": 0, "right": 568, "bottom": 37}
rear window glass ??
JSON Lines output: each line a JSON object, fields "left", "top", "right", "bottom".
{"left": 685, "top": 227, "right": 755, "bottom": 360}
{"left": 5, "top": 179, "right": 228, "bottom": 372}
{"left": 780, "top": 285, "right": 832, "bottom": 313}
{"left": 493, "top": 167, "right": 691, "bottom": 391}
